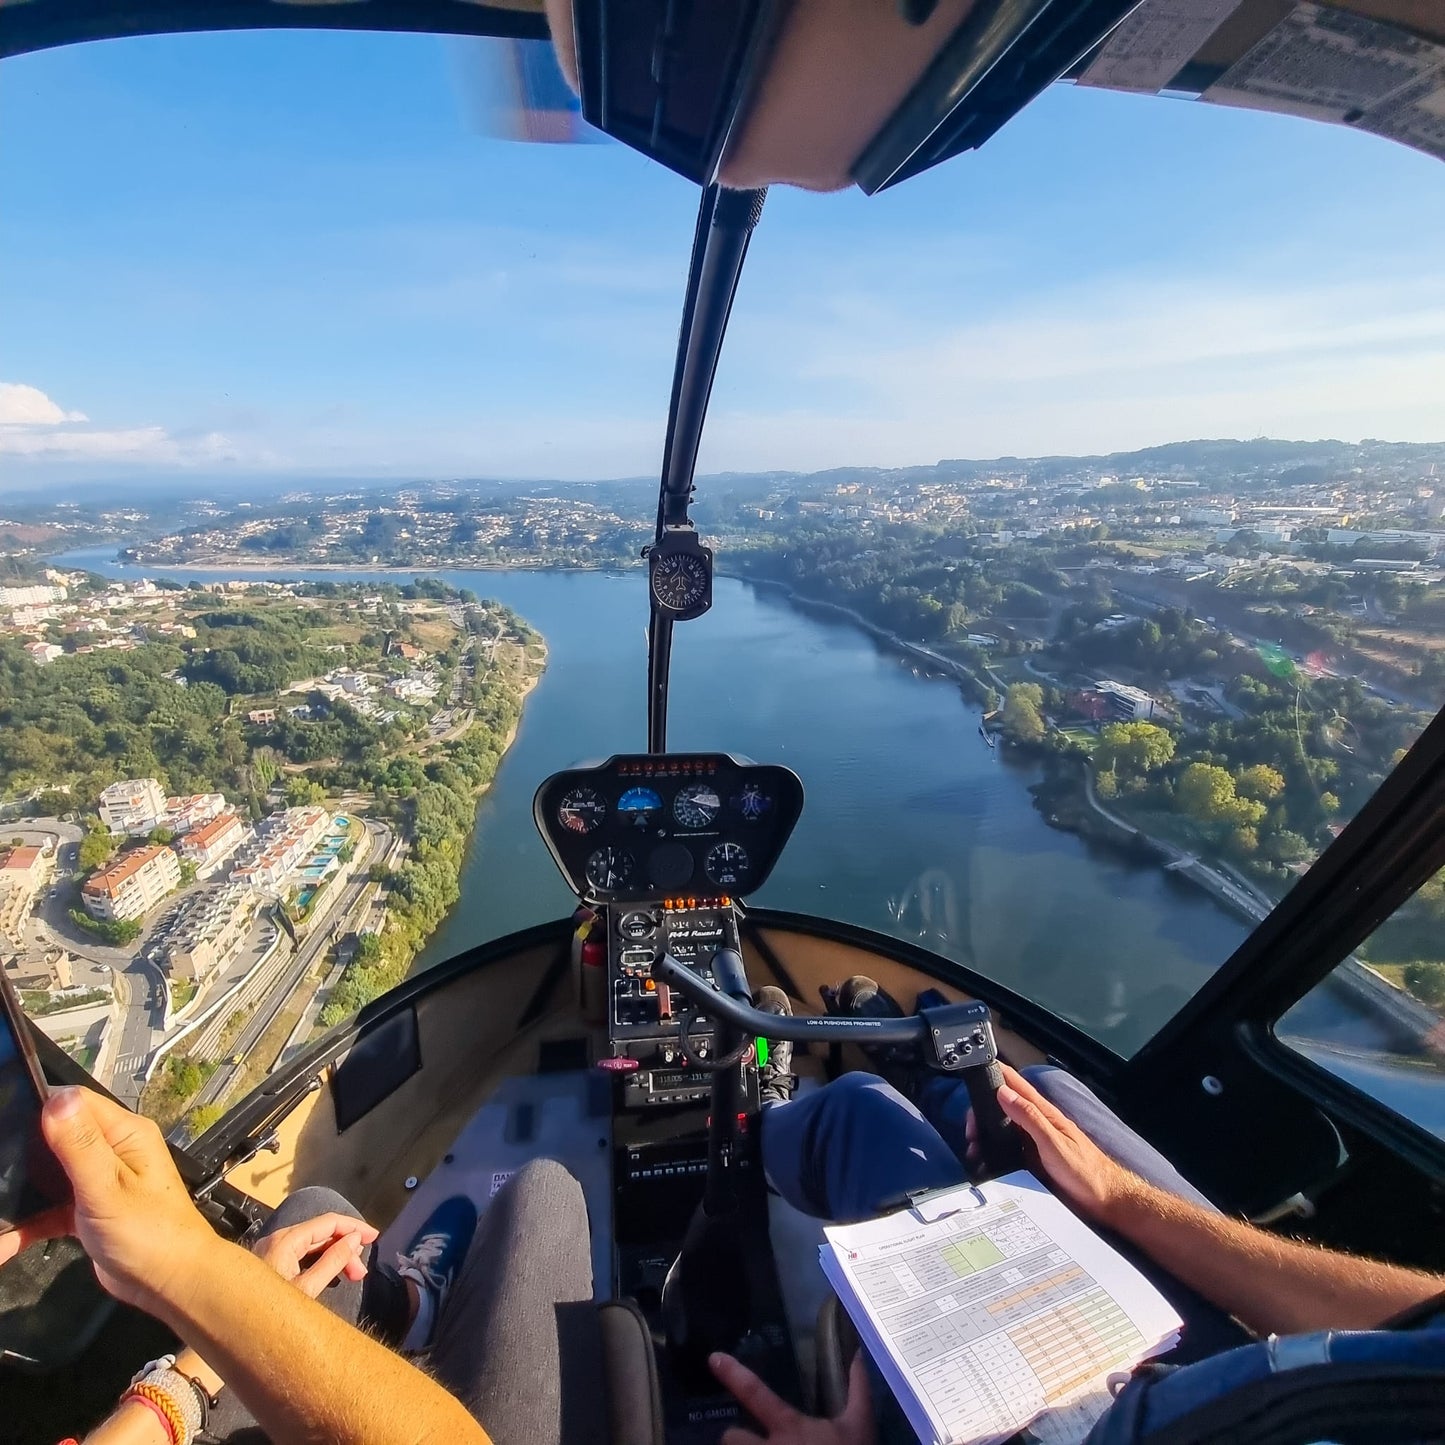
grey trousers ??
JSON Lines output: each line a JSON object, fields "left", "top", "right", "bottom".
{"left": 208, "top": 1158, "right": 606, "bottom": 1445}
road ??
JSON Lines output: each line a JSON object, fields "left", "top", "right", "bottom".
{"left": 188, "top": 819, "right": 391, "bottom": 1111}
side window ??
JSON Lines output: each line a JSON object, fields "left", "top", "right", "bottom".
{"left": 1277, "top": 861, "right": 1445, "bottom": 1143}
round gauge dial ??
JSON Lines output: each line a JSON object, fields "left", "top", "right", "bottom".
{"left": 616, "top": 786, "right": 663, "bottom": 829}
{"left": 618, "top": 910, "right": 657, "bottom": 941}
{"left": 672, "top": 782, "right": 722, "bottom": 829}
{"left": 705, "top": 841, "right": 750, "bottom": 887}
{"left": 732, "top": 782, "right": 773, "bottom": 822}
{"left": 651, "top": 552, "right": 710, "bottom": 613}
{"left": 586, "top": 847, "right": 636, "bottom": 892}
{"left": 557, "top": 786, "right": 606, "bottom": 835}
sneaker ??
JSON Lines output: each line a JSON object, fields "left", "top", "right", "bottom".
{"left": 394, "top": 1194, "right": 478, "bottom": 1350}
{"left": 754, "top": 986, "right": 796, "bottom": 1106}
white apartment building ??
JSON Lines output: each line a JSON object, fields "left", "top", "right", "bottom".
{"left": 1095, "top": 680, "right": 1157, "bottom": 722}
{"left": 0, "top": 584, "right": 67, "bottom": 608}
{"left": 98, "top": 778, "right": 167, "bottom": 835}
{"left": 162, "top": 883, "right": 260, "bottom": 982}
{"left": 81, "top": 844, "right": 181, "bottom": 923}
{"left": 178, "top": 811, "right": 248, "bottom": 872}
{"left": 231, "top": 807, "right": 330, "bottom": 893}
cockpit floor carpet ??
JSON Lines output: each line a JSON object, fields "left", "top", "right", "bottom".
{"left": 374, "top": 1069, "right": 614, "bottom": 1296}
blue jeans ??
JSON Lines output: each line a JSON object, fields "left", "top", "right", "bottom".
{"left": 760, "top": 1067, "right": 1248, "bottom": 1364}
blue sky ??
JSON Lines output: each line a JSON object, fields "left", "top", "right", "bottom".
{"left": 1, "top": 27, "right": 1443, "bottom": 488}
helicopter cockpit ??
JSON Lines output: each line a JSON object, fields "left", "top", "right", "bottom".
{"left": 3, "top": 0, "right": 1445, "bottom": 1439}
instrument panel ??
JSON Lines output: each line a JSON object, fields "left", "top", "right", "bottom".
{"left": 534, "top": 753, "right": 803, "bottom": 903}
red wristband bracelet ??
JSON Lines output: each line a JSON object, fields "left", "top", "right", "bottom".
{"left": 121, "top": 1389, "right": 182, "bottom": 1445}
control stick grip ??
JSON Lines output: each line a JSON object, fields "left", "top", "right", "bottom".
{"left": 964, "top": 1060, "right": 1026, "bottom": 1179}
{"left": 710, "top": 948, "right": 751, "bottom": 1004}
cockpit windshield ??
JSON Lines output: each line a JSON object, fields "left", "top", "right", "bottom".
{"left": 2, "top": 28, "right": 1443, "bottom": 1144}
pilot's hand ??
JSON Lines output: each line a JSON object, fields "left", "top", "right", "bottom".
{"left": 991, "top": 1065, "right": 1141, "bottom": 1227}
{"left": 0, "top": 1087, "right": 218, "bottom": 1313}
{"left": 252, "top": 1214, "right": 378, "bottom": 1298}
{"left": 710, "top": 1351, "right": 875, "bottom": 1445}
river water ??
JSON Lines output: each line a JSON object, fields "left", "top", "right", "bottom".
{"left": 58, "top": 553, "right": 1254, "bottom": 1056}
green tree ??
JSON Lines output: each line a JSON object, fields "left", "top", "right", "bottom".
{"left": 1235, "top": 764, "right": 1285, "bottom": 802}
{"left": 1402, "top": 961, "right": 1445, "bottom": 1008}
{"left": 1176, "top": 763, "right": 1267, "bottom": 829}
{"left": 1000, "top": 683, "right": 1045, "bottom": 744}
{"left": 1095, "top": 722, "right": 1175, "bottom": 777}
{"left": 78, "top": 827, "right": 118, "bottom": 874}
{"left": 284, "top": 775, "right": 328, "bottom": 807}
{"left": 1264, "top": 830, "right": 1312, "bottom": 866}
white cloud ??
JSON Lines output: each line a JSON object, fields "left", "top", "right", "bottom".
{"left": 0, "top": 381, "right": 244, "bottom": 473}
{"left": 0, "top": 424, "right": 237, "bottom": 462}
{"left": 0, "top": 382, "right": 88, "bottom": 425}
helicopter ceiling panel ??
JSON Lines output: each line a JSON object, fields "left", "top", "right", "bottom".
{"left": 534, "top": 753, "right": 803, "bottom": 904}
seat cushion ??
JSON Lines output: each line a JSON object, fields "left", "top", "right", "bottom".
{"left": 598, "top": 1299, "right": 664, "bottom": 1445}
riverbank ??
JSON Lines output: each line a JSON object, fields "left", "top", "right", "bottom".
{"left": 727, "top": 571, "right": 999, "bottom": 707}
{"left": 315, "top": 639, "right": 547, "bottom": 1028}
{"left": 117, "top": 551, "right": 642, "bottom": 575}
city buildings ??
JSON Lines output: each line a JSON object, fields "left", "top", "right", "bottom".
{"left": 0, "top": 844, "right": 53, "bottom": 945}
{"left": 97, "top": 779, "right": 227, "bottom": 837}
{"left": 81, "top": 844, "right": 181, "bottom": 922}
{"left": 231, "top": 807, "right": 331, "bottom": 893}
{"left": 163, "top": 792, "right": 227, "bottom": 835}
{"left": 178, "top": 811, "right": 248, "bottom": 873}
{"left": 98, "top": 778, "right": 167, "bottom": 835}
{"left": 160, "top": 883, "right": 261, "bottom": 983}
{"left": 0, "top": 583, "right": 67, "bottom": 609}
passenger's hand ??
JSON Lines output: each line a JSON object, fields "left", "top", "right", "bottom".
{"left": 992, "top": 1065, "right": 1140, "bottom": 1226}
{"left": 711, "top": 1351, "right": 875, "bottom": 1445}
{"left": 2, "top": 1087, "right": 218, "bottom": 1314}
{"left": 253, "top": 1214, "right": 378, "bottom": 1298}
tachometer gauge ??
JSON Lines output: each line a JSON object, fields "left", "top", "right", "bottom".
{"left": 705, "top": 841, "right": 750, "bottom": 887}
{"left": 616, "top": 786, "right": 663, "bottom": 829}
{"left": 732, "top": 782, "right": 773, "bottom": 822}
{"left": 672, "top": 782, "right": 722, "bottom": 829}
{"left": 557, "top": 786, "right": 606, "bottom": 835}
{"left": 586, "top": 847, "right": 636, "bottom": 892}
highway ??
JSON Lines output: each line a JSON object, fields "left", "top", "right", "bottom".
{"left": 188, "top": 819, "right": 391, "bottom": 1113}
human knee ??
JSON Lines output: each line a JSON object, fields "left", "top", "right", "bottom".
{"left": 816, "top": 1071, "right": 928, "bottom": 1136}
{"left": 263, "top": 1184, "right": 363, "bottom": 1235}
{"left": 503, "top": 1158, "right": 587, "bottom": 1221}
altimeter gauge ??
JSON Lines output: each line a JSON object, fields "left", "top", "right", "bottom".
{"left": 648, "top": 531, "right": 713, "bottom": 621}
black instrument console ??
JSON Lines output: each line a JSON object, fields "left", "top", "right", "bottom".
{"left": 534, "top": 753, "right": 803, "bottom": 905}
{"left": 608, "top": 898, "right": 758, "bottom": 1110}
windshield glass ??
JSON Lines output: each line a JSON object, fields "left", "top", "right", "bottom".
{"left": 2, "top": 31, "right": 1443, "bottom": 1140}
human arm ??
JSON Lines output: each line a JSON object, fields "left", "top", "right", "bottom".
{"left": 995, "top": 1064, "right": 1445, "bottom": 1336}
{"left": 5, "top": 1087, "right": 490, "bottom": 1445}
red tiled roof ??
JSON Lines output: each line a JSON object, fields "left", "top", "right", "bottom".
{"left": 82, "top": 844, "right": 173, "bottom": 897}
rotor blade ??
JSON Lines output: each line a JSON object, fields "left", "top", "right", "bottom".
{"left": 448, "top": 36, "right": 608, "bottom": 145}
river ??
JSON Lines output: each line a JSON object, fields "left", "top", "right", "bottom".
{"left": 58, "top": 552, "right": 1255, "bottom": 1057}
